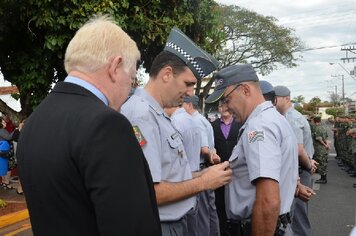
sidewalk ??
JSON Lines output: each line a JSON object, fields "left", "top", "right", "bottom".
{"left": 0, "top": 176, "right": 29, "bottom": 229}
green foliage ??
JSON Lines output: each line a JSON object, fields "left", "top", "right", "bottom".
{"left": 292, "top": 95, "right": 305, "bottom": 103}
{"left": 326, "top": 107, "right": 345, "bottom": 117}
{"left": 0, "top": 0, "right": 221, "bottom": 118}
{"left": 294, "top": 105, "right": 305, "bottom": 114}
{"left": 199, "top": 4, "right": 304, "bottom": 100}
{"left": 299, "top": 96, "right": 321, "bottom": 114}
{"left": 0, "top": 1, "right": 303, "bottom": 117}
{"left": 309, "top": 96, "right": 321, "bottom": 105}
{"left": 216, "top": 5, "right": 303, "bottom": 75}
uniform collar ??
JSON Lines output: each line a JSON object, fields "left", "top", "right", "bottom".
{"left": 134, "top": 88, "right": 169, "bottom": 118}
{"left": 173, "top": 107, "right": 187, "bottom": 116}
{"left": 240, "top": 101, "right": 274, "bottom": 130}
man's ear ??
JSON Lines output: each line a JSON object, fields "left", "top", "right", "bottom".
{"left": 108, "top": 56, "right": 123, "bottom": 82}
{"left": 160, "top": 66, "right": 173, "bottom": 83}
{"left": 242, "top": 84, "right": 250, "bottom": 96}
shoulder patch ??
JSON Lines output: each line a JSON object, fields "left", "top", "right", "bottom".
{"left": 133, "top": 126, "right": 147, "bottom": 147}
{"left": 247, "top": 130, "right": 264, "bottom": 143}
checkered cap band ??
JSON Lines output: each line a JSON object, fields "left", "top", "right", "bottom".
{"left": 166, "top": 42, "right": 205, "bottom": 78}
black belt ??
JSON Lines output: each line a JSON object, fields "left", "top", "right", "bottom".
{"left": 277, "top": 212, "right": 291, "bottom": 228}
{"left": 226, "top": 213, "right": 291, "bottom": 236}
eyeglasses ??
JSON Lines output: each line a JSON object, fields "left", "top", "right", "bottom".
{"left": 221, "top": 84, "right": 242, "bottom": 104}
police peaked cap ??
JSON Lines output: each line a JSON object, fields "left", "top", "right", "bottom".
{"left": 205, "top": 64, "right": 259, "bottom": 104}
{"left": 183, "top": 95, "right": 199, "bottom": 106}
{"left": 164, "top": 27, "right": 219, "bottom": 80}
{"left": 274, "top": 85, "right": 291, "bottom": 97}
{"left": 259, "top": 80, "right": 274, "bottom": 95}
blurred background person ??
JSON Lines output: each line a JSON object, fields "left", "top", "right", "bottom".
{"left": 211, "top": 102, "right": 241, "bottom": 236}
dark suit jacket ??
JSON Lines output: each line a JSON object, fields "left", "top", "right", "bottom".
{"left": 211, "top": 118, "right": 241, "bottom": 162}
{"left": 17, "top": 82, "right": 161, "bottom": 236}
{"left": 212, "top": 117, "right": 241, "bottom": 229}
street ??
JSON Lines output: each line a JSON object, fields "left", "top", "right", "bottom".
{"left": 310, "top": 155, "right": 356, "bottom": 236}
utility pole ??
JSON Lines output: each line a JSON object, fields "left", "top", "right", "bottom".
{"left": 331, "top": 74, "right": 345, "bottom": 106}
{"left": 341, "top": 75, "right": 345, "bottom": 106}
{"left": 341, "top": 45, "right": 356, "bottom": 63}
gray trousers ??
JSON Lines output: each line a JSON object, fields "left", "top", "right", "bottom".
{"left": 291, "top": 169, "right": 313, "bottom": 236}
{"left": 162, "top": 217, "right": 188, "bottom": 236}
{"left": 196, "top": 190, "right": 220, "bottom": 236}
{"left": 187, "top": 203, "right": 198, "bottom": 236}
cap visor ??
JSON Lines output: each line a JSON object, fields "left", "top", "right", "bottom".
{"left": 204, "top": 88, "right": 226, "bottom": 104}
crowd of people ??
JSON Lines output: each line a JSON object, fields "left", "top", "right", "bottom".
{"left": 1, "top": 14, "right": 352, "bottom": 236}
{"left": 332, "top": 116, "right": 356, "bottom": 188}
{"left": 0, "top": 115, "right": 24, "bottom": 195}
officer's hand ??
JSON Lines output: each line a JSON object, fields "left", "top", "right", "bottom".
{"left": 296, "top": 183, "right": 315, "bottom": 202}
{"left": 310, "top": 160, "right": 318, "bottom": 174}
{"left": 209, "top": 149, "right": 221, "bottom": 164}
{"left": 200, "top": 161, "right": 232, "bottom": 190}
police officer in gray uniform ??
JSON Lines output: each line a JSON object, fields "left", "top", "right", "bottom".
{"left": 168, "top": 104, "right": 202, "bottom": 173}
{"left": 184, "top": 95, "right": 220, "bottom": 236}
{"left": 121, "top": 27, "right": 232, "bottom": 236}
{"left": 165, "top": 104, "right": 203, "bottom": 236}
{"left": 274, "top": 85, "right": 317, "bottom": 236}
{"left": 259, "top": 80, "right": 276, "bottom": 105}
{"left": 205, "top": 65, "right": 298, "bottom": 236}
{"left": 261, "top": 81, "right": 316, "bottom": 203}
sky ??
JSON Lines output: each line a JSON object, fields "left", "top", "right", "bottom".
{"left": 216, "top": 0, "right": 356, "bottom": 102}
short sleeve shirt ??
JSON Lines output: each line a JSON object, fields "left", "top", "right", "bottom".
{"left": 192, "top": 112, "right": 215, "bottom": 150}
{"left": 171, "top": 108, "right": 202, "bottom": 171}
{"left": 121, "top": 88, "right": 195, "bottom": 221}
{"left": 191, "top": 111, "right": 209, "bottom": 149}
{"left": 225, "top": 101, "right": 298, "bottom": 220}
{"left": 285, "top": 107, "right": 314, "bottom": 158}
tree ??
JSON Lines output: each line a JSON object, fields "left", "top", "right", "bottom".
{"left": 0, "top": 0, "right": 222, "bottom": 122}
{"left": 306, "top": 96, "right": 321, "bottom": 114}
{"left": 326, "top": 107, "right": 345, "bottom": 117}
{"left": 329, "top": 92, "right": 340, "bottom": 105}
{"left": 199, "top": 4, "right": 303, "bottom": 101}
{"left": 292, "top": 95, "right": 305, "bottom": 103}
{"left": 216, "top": 5, "right": 303, "bottom": 74}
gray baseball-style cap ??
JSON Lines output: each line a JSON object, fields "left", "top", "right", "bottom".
{"left": 259, "top": 80, "right": 274, "bottom": 95}
{"left": 274, "top": 85, "right": 291, "bottom": 97}
{"left": 183, "top": 95, "right": 199, "bottom": 106}
{"left": 164, "top": 27, "right": 219, "bottom": 80}
{"left": 205, "top": 64, "right": 259, "bottom": 104}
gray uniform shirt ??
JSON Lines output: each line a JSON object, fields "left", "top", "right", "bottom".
{"left": 285, "top": 107, "right": 314, "bottom": 158}
{"left": 192, "top": 111, "right": 215, "bottom": 150}
{"left": 191, "top": 111, "right": 209, "bottom": 149}
{"left": 121, "top": 88, "right": 195, "bottom": 221}
{"left": 226, "top": 101, "right": 298, "bottom": 220}
{"left": 171, "top": 108, "right": 202, "bottom": 172}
